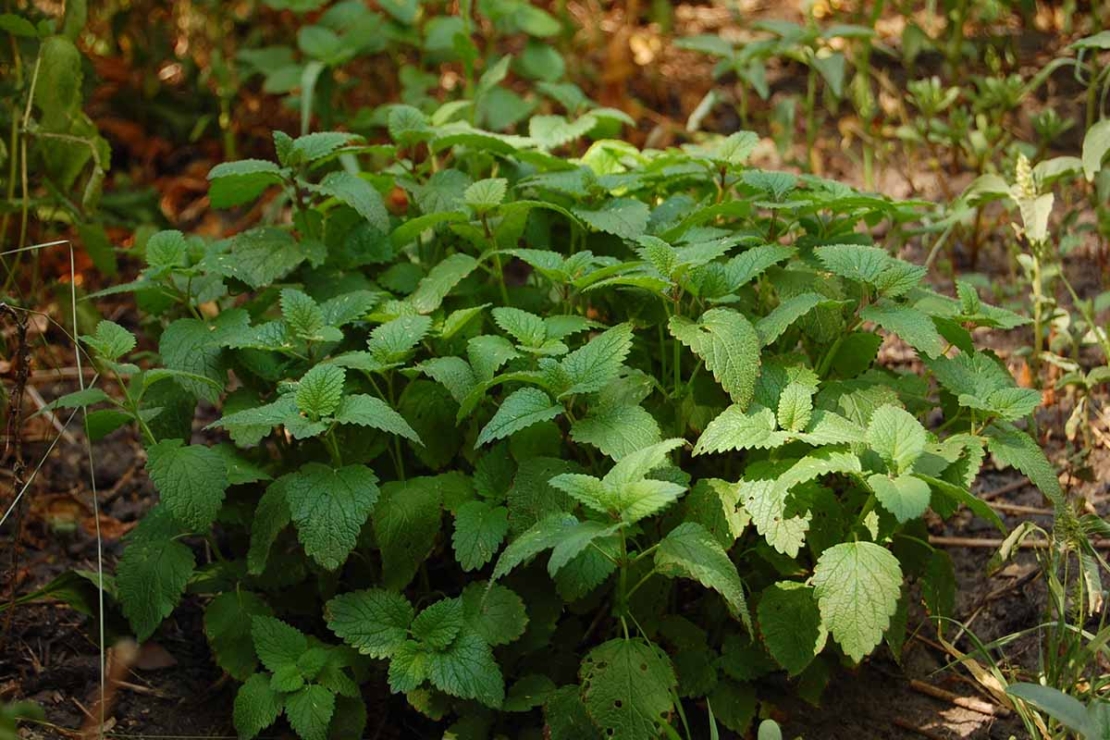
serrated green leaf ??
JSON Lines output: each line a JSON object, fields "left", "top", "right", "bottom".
{"left": 723, "top": 244, "right": 794, "bottom": 290}
{"left": 281, "top": 288, "right": 328, "bottom": 341}
{"left": 412, "top": 598, "right": 465, "bottom": 650}
{"left": 655, "top": 522, "right": 750, "bottom": 626}
{"left": 530, "top": 113, "right": 599, "bottom": 149}
{"left": 712, "top": 131, "right": 758, "bottom": 166}
{"left": 796, "top": 410, "right": 866, "bottom": 446}
{"left": 868, "top": 473, "right": 931, "bottom": 523}
{"left": 159, "top": 317, "right": 226, "bottom": 403}
{"left": 204, "top": 591, "right": 273, "bottom": 681}
{"left": 490, "top": 512, "right": 578, "bottom": 582}
{"left": 460, "top": 582, "right": 528, "bottom": 646}
{"left": 547, "top": 520, "right": 620, "bottom": 576}
{"left": 476, "top": 388, "right": 562, "bottom": 447}
{"left": 453, "top": 501, "right": 509, "bottom": 571}
{"left": 420, "top": 356, "right": 479, "bottom": 403}
{"left": 984, "top": 421, "right": 1063, "bottom": 508}
{"left": 961, "top": 387, "right": 1042, "bottom": 421}
{"left": 812, "top": 542, "right": 903, "bottom": 662}
{"left": 233, "top": 673, "right": 283, "bottom": 740}
{"left": 284, "top": 463, "right": 380, "bottom": 570}
{"left": 757, "top": 582, "right": 827, "bottom": 675}
{"left": 777, "top": 383, "right": 814, "bottom": 433}
{"left": 146, "top": 440, "right": 229, "bottom": 532}
{"left": 426, "top": 629, "right": 505, "bottom": 708}
{"left": 318, "top": 171, "right": 389, "bottom": 232}
{"left": 409, "top": 253, "right": 478, "bottom": 314}
{"left": 333, "top": 394, "right": 422, "bottom": 443}
{"left": 756, "top": 293, "right": 827, "bottom": 346}
{"left": 296, "top": 365, "right": 346, "bottom": 419}
{"left": 737, "top": 478, "right": 809, "bottom": 558}
{"left": 570, "top": 403, "right": 661, "bottom": 460}
{"left": 464, "top": 178, "right": 508, "bottom": 211}
{"left": 207, "top": 159, "right": 285, "bottom": 208}
{"left": 557, "top": 323, "right": 634, "bottom": 397}
{"left": 814, "top": 244, "right": 890, "bottom": 284}
{"left": 469, "top": 334, "right": 521, "bottom": 382}
{"left": 326, "top": 589, "right": 414, "bottom": 659}
{"left": 374, "top": 477, "right": 443, "bottom": 590}
{"left": 207, "top": 228, "right": 305, "bottom": 289}
{"left": 251, "top": 615, "right": 307, "bottom": 674}
{"left": 117, "top": 508, "right": 195, "bottom": 641}
{"left": 580, "top": 638, "right": 676, "bottom": 740}
{"left": 860, "top": 302, "right": 945, "bottom": 359}
{"left": 866, "top": 405, "right": 926, "bottom": 475}
{"left": 388, "top": 640, "right": 429, "bottom": 693}
{"left": 492, "top": 306, "right": 546, "bottom": 347}
{"left": 247, "top": 479, "right": 291, "bottom": 575}
{"left": 83, "top": 321, "right": 135, "bottom": 362}
{"left": 290, "top": 131, "right": 359, "bottom": 163}
{"left": 285, "top": 685, "right": 335, "bottom": 740}
{"left": 694, "top": 405, "right": 786, "bottom": 455}
{"left": 545, "top": 685, "right": 601, "bottom": 740}
{"left": 573, "top": 198, "right": 650, "bottom": 240}
{"left": 670, "top": 309, "right": 760, "bottom": 407}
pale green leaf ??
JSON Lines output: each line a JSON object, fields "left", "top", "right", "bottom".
{"left": 737, "top": 478, "right": 808, "bottom": 558}
{"left": 296, "top": 365, "right": 345, "bottom": 419}
{"left": 866, "top": 405, "right": 926, "bottom": 474}
{"left": 669, "top": 309, "right": 760, "bottom": 407}
{"left": 573, "top": 198, "right": 650, "bottom": 240}
{"left": 580, "top": 639, "right": 676, "bottom": 740}
{"left": 812, "top": 542, "right": 903, "bottom": 662}
{"left": 814, "top": 244, "right": 889, "bottom": 284}
{"left": 869, "top": 473, "right": 932, "bottom": 523}
{"left": 694, "top": 405, "right": 786, "bottom": 455}
{"left": 490, "top": 512, "right": 578, "bottom": 582}
{"left": 1082, "top": 119, "right": 1110, "bottom": 181}
{"left": 776, "top": 383, "right": 814, "bottom": 433}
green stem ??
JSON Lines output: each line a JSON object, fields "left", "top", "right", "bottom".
{"left": 1031, "top": 247, "right": 1044, "bottom": 386}
{"left": 324, "top": 430, "right": 344, "bottom": 468}
{"left": 805, "top": 64, "right": 818, "bottom": 172}
{"left": 625, "top": 567, "right": 657, "bottom": 601}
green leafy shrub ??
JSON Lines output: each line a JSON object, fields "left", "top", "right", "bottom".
{"left": 61, "top": 107, "right": 1064, "bottom": 739}
{"left": 0, "top": 1, "right": 112, "bottom": 268}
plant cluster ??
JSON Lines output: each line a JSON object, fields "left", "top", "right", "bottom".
{"left": 44, "top": 103, "right": 1073, "bottom": 739}
{"left": 0, "top": 0, "right": 114, "bottom": 276}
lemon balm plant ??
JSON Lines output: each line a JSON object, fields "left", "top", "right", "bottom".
{"left": 56, "top": 105, "right": 1066, "bottom": 739}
